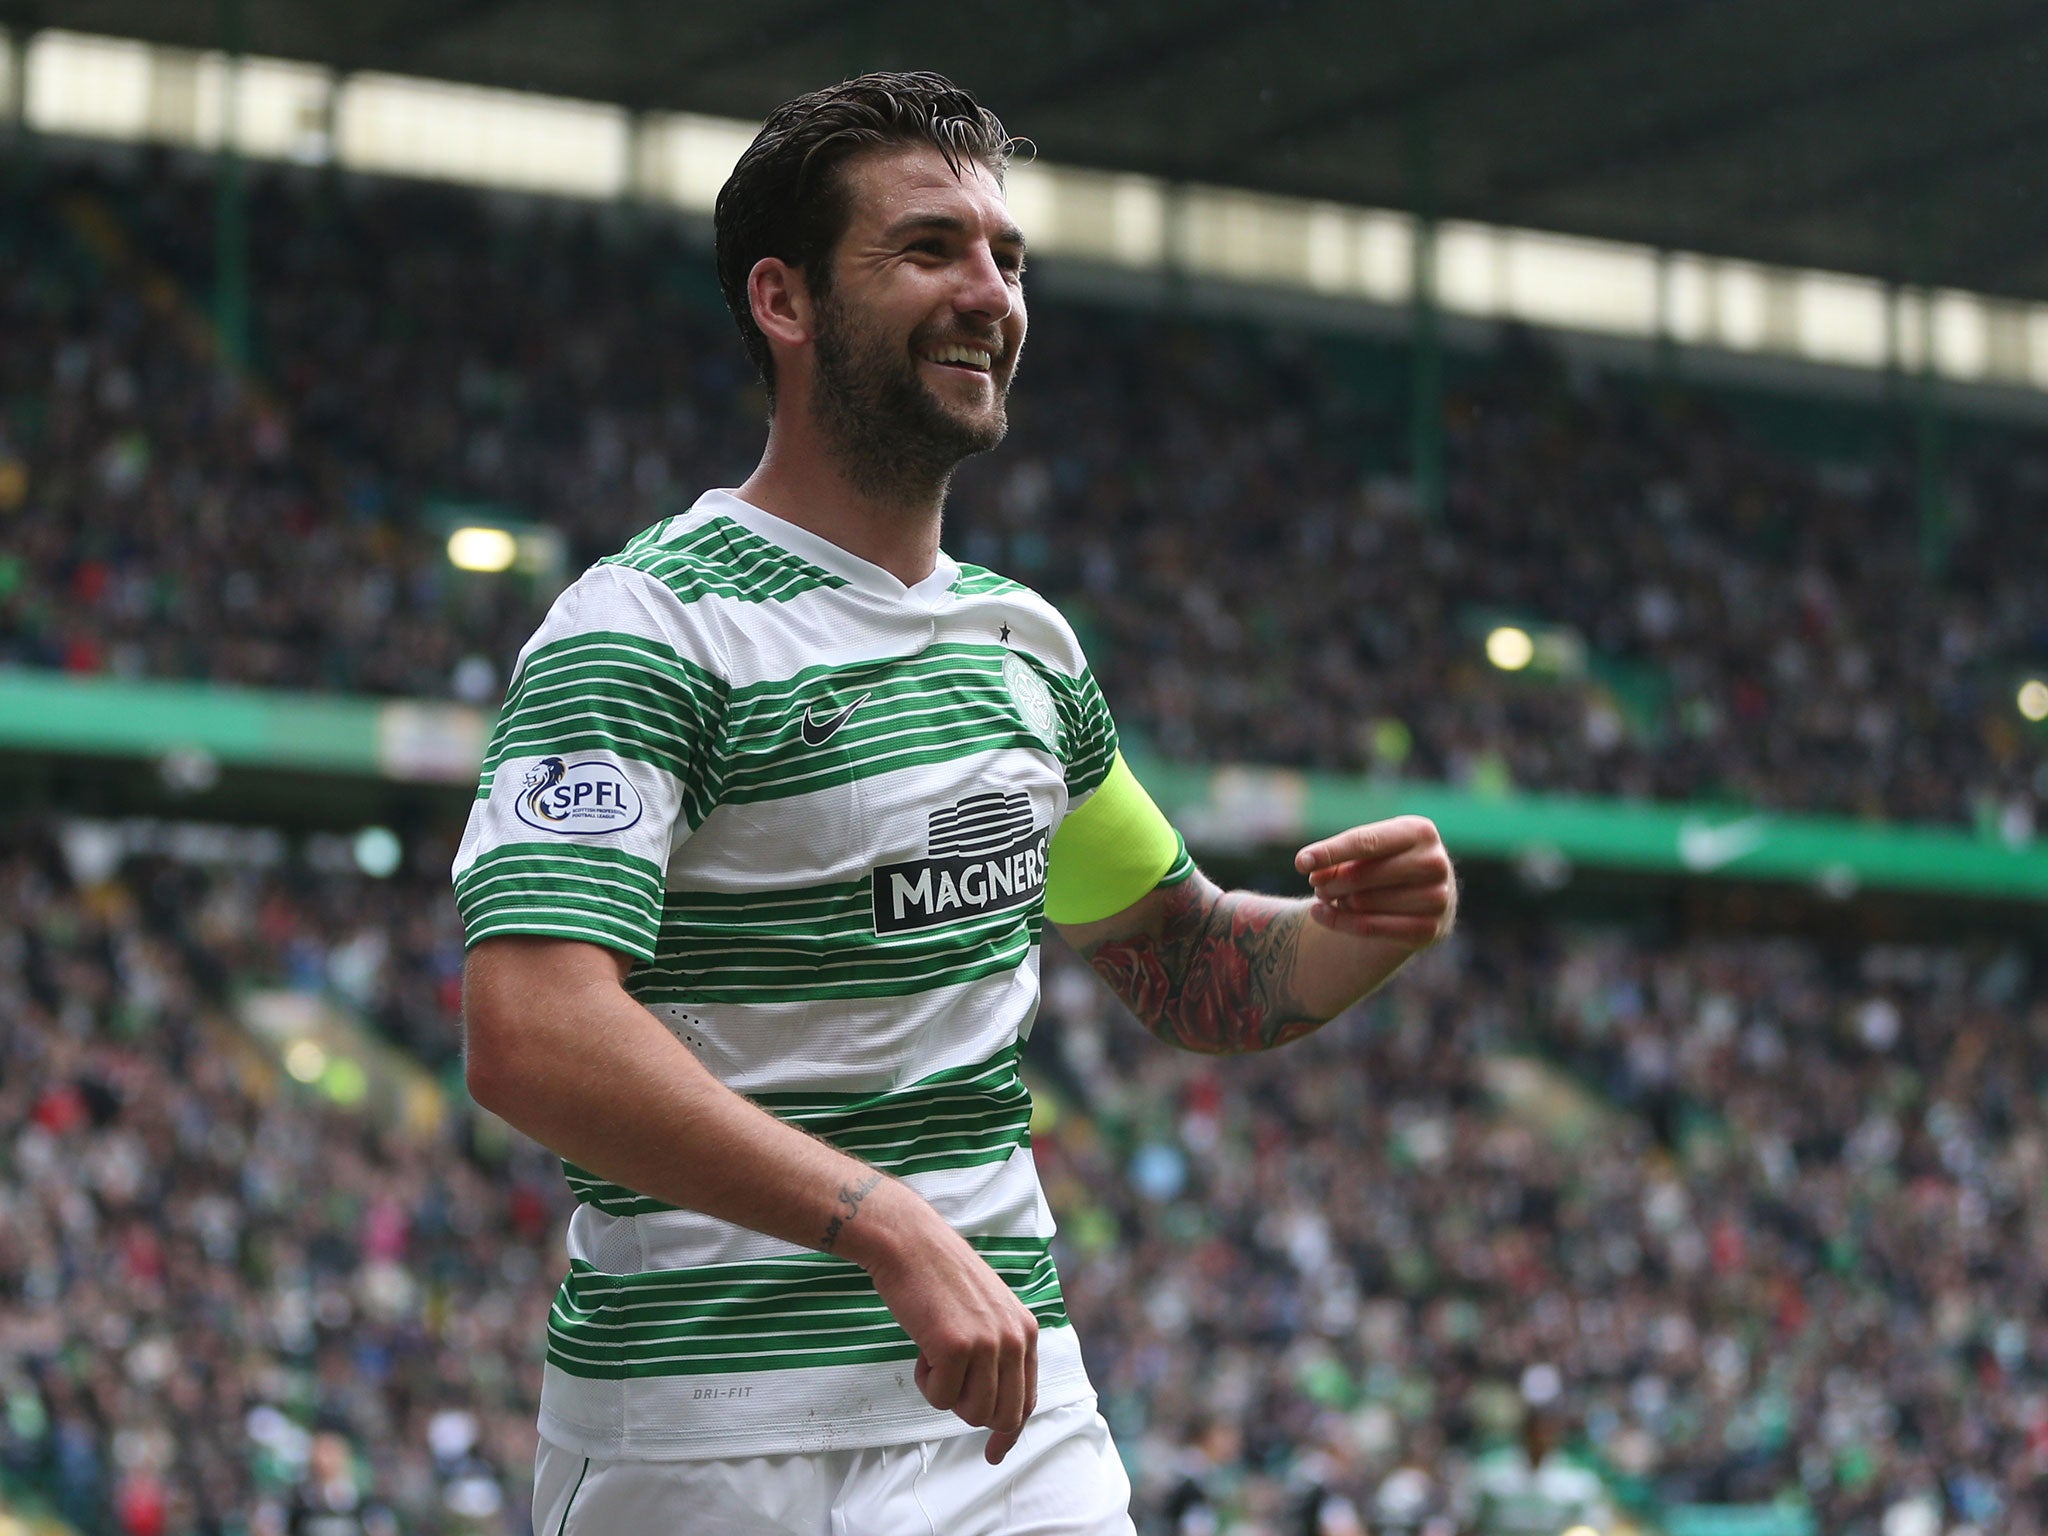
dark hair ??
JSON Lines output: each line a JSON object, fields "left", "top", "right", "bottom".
{"left": 714, "top": 72, "right": 1016, "bottom": 402}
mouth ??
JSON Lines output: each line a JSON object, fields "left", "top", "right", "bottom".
{"left": 920, "top": 342, "right": 999, "bottom": 375}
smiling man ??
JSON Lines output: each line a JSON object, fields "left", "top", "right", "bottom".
{"left": 455, "top": 73, "right": 1455, "bottom": 1535}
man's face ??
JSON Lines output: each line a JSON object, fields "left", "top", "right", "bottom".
{"left": 806, "top": 144, "right": 1028, "bottom": 490}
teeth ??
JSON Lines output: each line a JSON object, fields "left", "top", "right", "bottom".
{"left": 926, "top": 344, "right": 994, "bottom": 368}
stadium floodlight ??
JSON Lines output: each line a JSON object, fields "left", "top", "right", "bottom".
{"left": 447, "top": 525, "right": 519, "bottom": 573}
{"left": 436, "top": 505, "right": 567, "bottom": 591}
{"left": 2020, "top": 679, "right": 2048, "bottom": 722}
{"left": 353, "top": 826, "right": 404, "bottom": 878}
{"left": 1485, "top": 625, "right": 1536, "bottom": 671}
{"left": 284, "top": 1039, "right": 328, "bottom": 1083}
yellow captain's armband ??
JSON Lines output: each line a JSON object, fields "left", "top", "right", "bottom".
{"left": 1045, "top": 751, "right": 1192, "bottom": 926}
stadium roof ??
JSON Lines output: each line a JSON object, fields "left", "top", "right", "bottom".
{"left": 13, "top": 0, "right": 2048, "bottom": 301}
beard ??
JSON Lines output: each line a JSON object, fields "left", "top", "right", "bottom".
{"left": 811, "top": 288, "right": 1012, "bottom": 507}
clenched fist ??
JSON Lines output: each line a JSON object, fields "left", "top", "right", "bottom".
{"left": 1295, "top": 815, "right": 1456, "bottom": 950}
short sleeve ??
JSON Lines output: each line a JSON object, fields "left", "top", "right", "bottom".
{"left": 452, "top": 564, "right": 727, "bottom": 961}
{"left": 1031, "top": 619, "right": 1195, "bottom": 924}
{"left": 1040, "top": 658, "right": 1120, "bottom": 804}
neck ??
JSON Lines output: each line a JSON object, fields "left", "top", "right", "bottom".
{"left": 736, "top": 415, "right": 947, "bottom": 587}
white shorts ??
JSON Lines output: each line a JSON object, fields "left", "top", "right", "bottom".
{"left": 532, "top": 1398, "right": 1135, "bottom": 1536}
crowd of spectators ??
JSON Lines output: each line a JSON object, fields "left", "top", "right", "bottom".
{"left": 0, "top": 829, "right": 543, "bottom": 1535}
{"left": 6, "top": 818, "right": 2046, "bottom": 1536}
{"left": 1041, "top": 926, "right": 2048, "bottom": 1535}
{"left": 3, "top": 148, "right": 2047, "bottom": 828}
{"left": 6, "top": 138, "right": 2048, "bottom": 1536}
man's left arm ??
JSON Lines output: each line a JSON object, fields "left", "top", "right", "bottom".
{"left": 1053, "top": 815, "right": 1456, "bottom": 1053}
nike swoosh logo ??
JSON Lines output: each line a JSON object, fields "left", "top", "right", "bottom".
{"left": 1677, "top": 814, "right": 1769, "bottom": 872}
{"left": 800, "top": 693, "right": 870, "bottom": 747}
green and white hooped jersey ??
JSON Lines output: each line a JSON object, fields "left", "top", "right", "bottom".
{"left": 453, "top": 489, "right": 1172, "bottom": 1461}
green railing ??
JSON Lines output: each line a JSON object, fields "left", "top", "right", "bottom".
{"left": 9, "top": 670, "right": 2048, "bottom": 900}
{"left": 1128, "top": 754, "right": 2048, "bottom": 901}
{"left": 0, "top": 670, "right": 487, "bottom": 783}
{"left": 1661, "top": 1504, "right": 1816, "bottom": 1536}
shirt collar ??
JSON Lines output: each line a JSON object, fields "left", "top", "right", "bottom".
{"left": 696, "top": 489, "right": 961, "bottom": 607}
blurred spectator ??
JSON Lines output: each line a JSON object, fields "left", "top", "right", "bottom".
{"left": 1467, "top": 1410, "right": 1610, "bottom": 1534}
{"left": 256, "top": 1430, "right": 395, "bottom": 1536}
{"left": 1160, "top": 1415, "right": 1241, "bottom": 1535}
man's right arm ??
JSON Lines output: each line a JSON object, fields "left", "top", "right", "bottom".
{"left": 463, "top": 934, "right": 1039, "bottom": 1464}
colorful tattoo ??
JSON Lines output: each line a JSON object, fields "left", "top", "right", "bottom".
{"left": 1080, "top": 874, "right": 1317, "bottom": 1053}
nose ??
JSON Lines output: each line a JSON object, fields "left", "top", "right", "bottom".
{"left": 953, "top": 241, "right": 1013, "bottom": 324}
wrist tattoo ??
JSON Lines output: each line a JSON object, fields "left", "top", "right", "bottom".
{"left": 820, "top": 1171, "right": 882, "bottom": 1251}
{"left": 1081, "top": 873, "right": 1318, "bottom": 1054}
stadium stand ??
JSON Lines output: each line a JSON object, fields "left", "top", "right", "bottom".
{"left": 9, "top": 9, "right": 2048, "bottom": 1535}
{"left": 7, "top": 819, "right": 2046, "bottom": 1535}
{"left": 8, "top": 73, "right": 2048, "bottom": 1535}
{"left": 0, "top": 831, "right": 551, "bottom": 1536}
{"left": 4, "top": 153, "right": 2046, "bottom": 831}
{"left": 1046, "top": 927, "right": 2048, "bottom": 1534}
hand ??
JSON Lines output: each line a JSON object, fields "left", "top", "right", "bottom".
{"left": 1294, "top": 815, "right": 1455, "bottom": 948}
{"left": 859, "top": 1196, "right": 1040, "bottom": 1465}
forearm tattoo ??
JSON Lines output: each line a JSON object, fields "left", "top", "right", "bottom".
{"left": 820, "top": 1172, "right": 881, "bottom": 1252}
{"left": 1080, "top": 874, "right": 1318, "bottom": 1053}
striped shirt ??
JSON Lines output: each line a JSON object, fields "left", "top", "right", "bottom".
{"left": 453, "top": 489, "right": 1176, "bottom": 1460}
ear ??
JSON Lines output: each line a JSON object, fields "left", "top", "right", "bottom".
{"left": 748, "top": 257, "right": 815, "bottom": 353}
